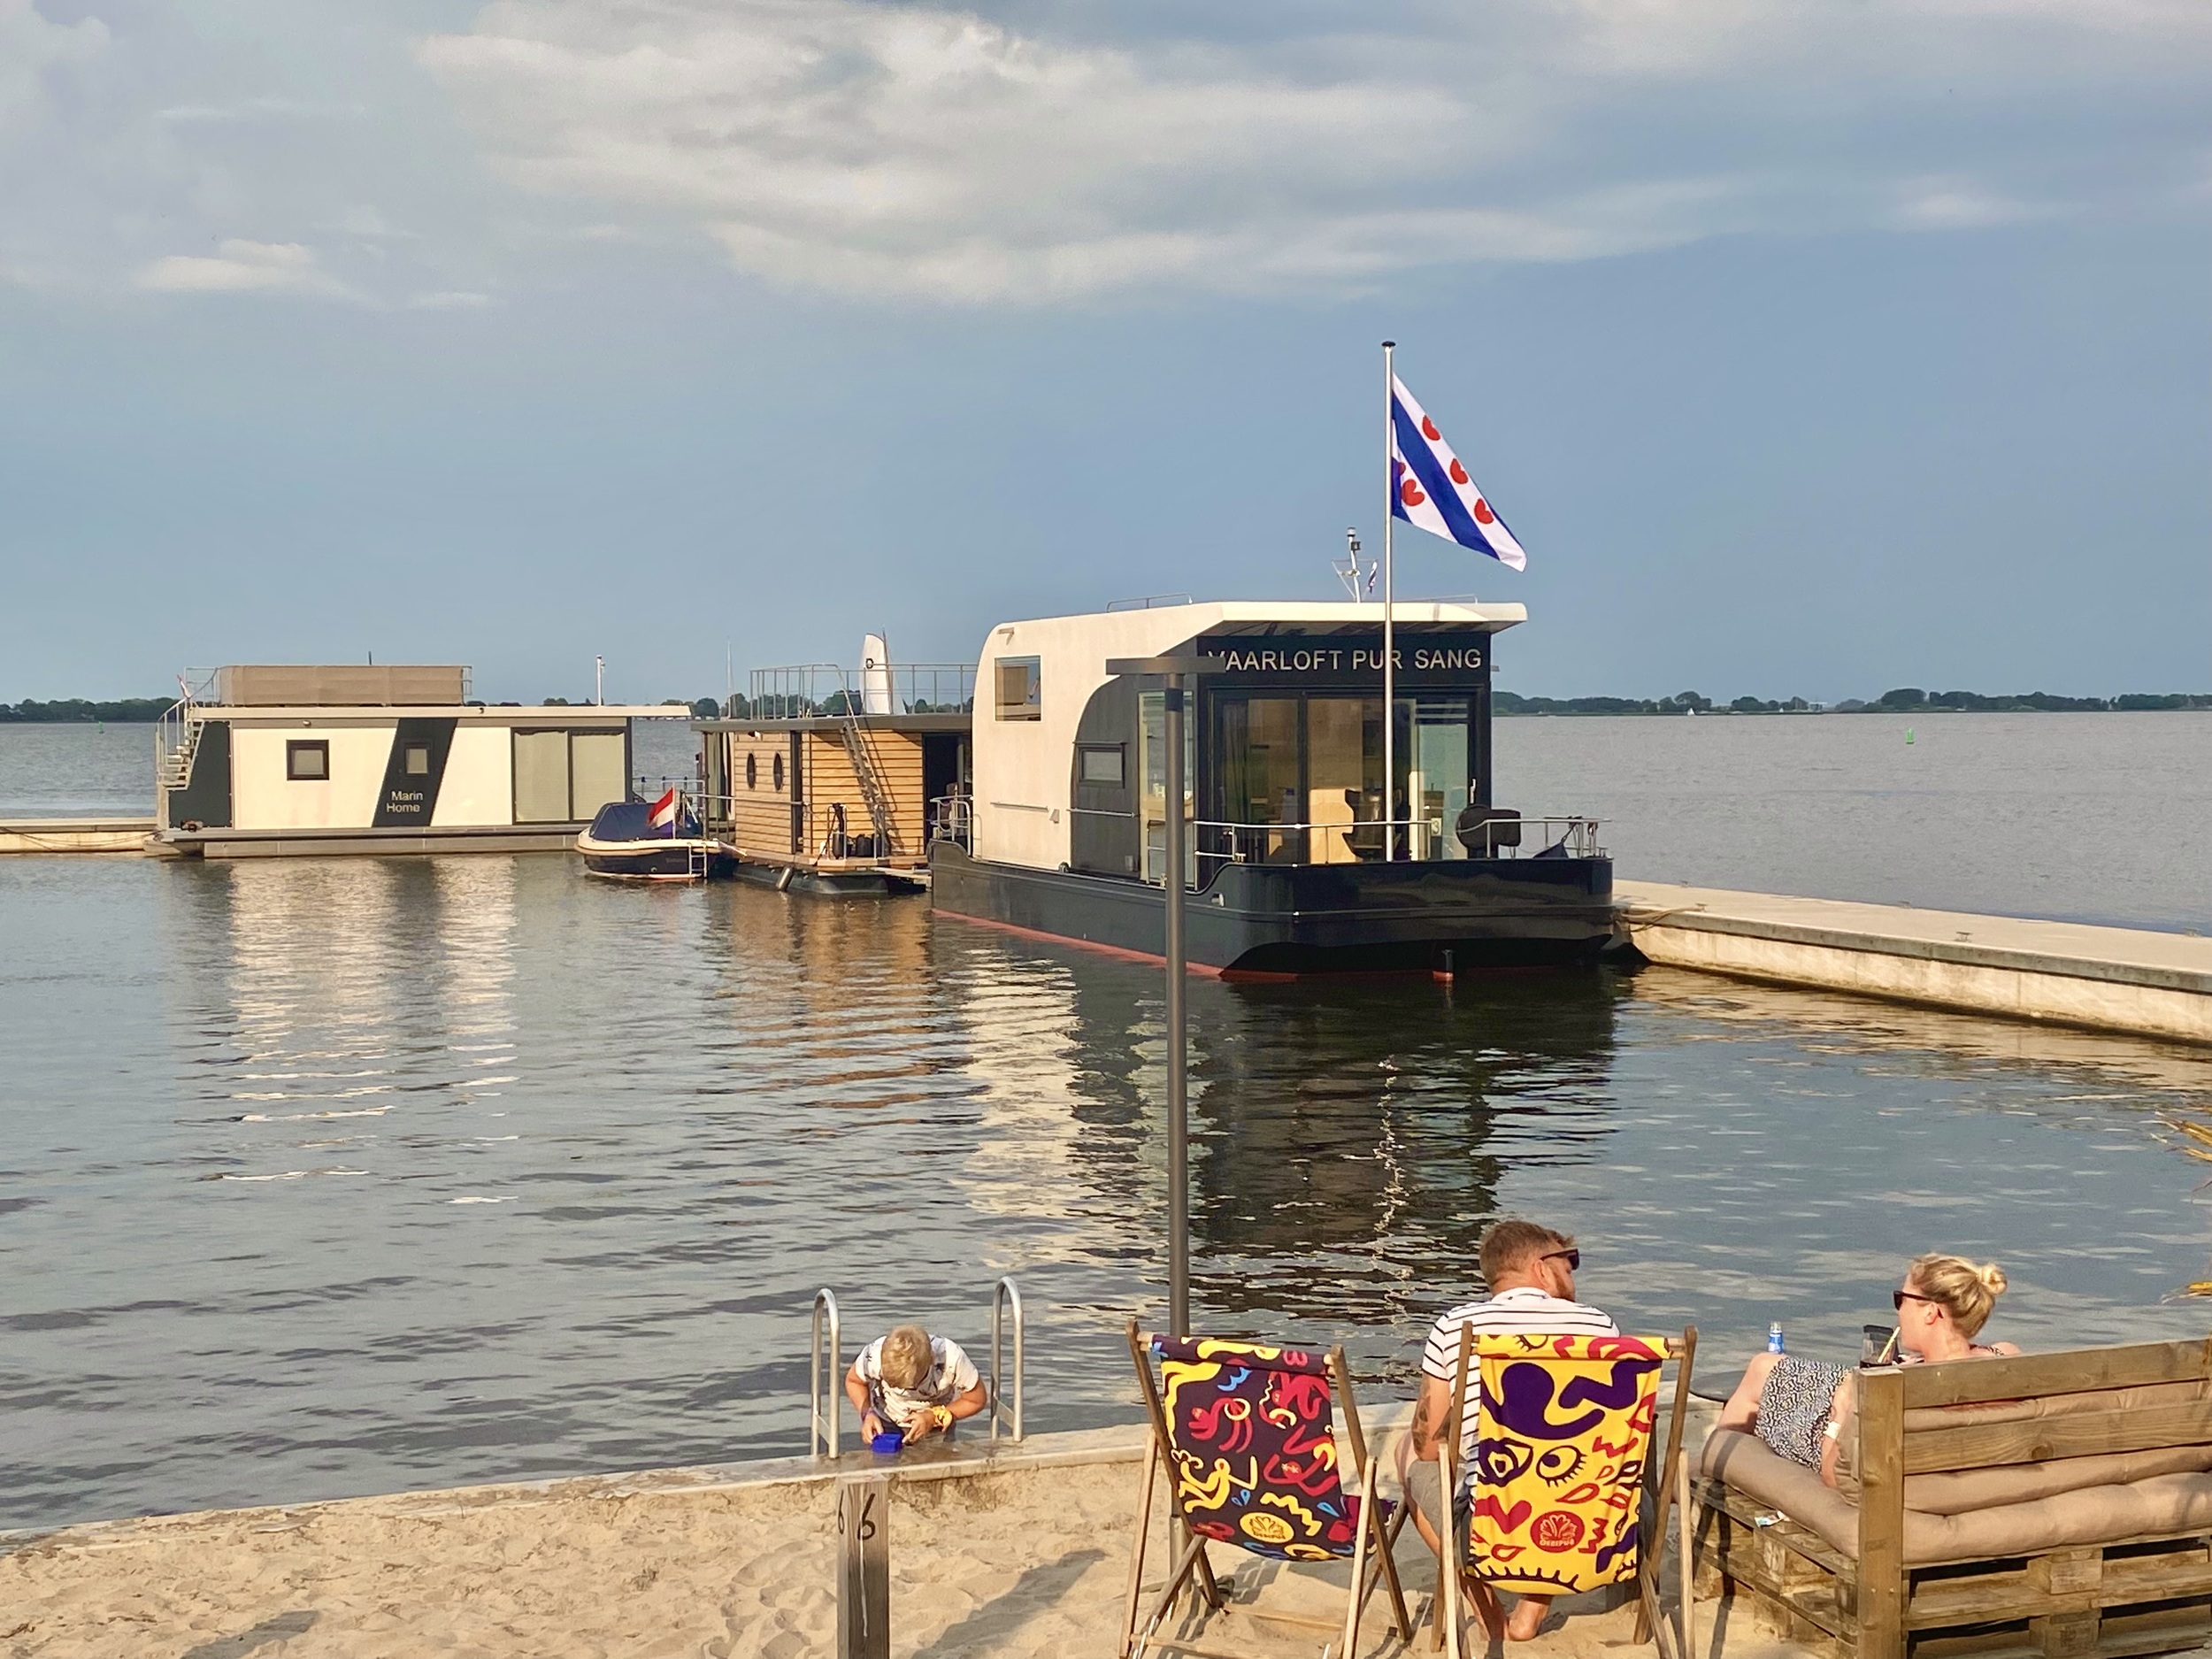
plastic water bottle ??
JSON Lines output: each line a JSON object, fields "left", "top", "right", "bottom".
{"left": 1768, "top": 1322, "right": 1786, "bottom": 1355}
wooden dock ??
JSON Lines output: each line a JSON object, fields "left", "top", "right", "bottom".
{"left": 1618, "top": 881, "right": 2212, "bottom": 1047}
{"left": 0, "top": 817, "right": 154, "bottom": 855}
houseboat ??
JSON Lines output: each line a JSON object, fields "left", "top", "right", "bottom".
{"left": 150, "top": 664, "right": 687, "bottom": 859}
{"left": 692, "top": 641, "right": 972, "bottom": 895}
{"left": 927, "top": 601, "right": 1616, "bottom": 975}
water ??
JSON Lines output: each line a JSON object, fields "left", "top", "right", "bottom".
{"left": 3, "top": 713, "right": 2211, "bottom": 1530}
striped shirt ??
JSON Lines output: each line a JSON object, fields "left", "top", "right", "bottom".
{"left": 1421, "top": 1286, "right": 1619, "bottom": 1466}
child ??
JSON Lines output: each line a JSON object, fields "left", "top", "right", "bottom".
{"left": 846, "top": 1323, "right": 990, "bottom": 1443}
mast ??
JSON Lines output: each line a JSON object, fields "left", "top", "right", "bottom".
{"left": 1381, "top": 341, "right": 1396, "bottom": 859}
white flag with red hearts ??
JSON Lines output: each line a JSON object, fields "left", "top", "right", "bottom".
{"left": 1389, "top": 374, "right": 1526, "bottom": 570}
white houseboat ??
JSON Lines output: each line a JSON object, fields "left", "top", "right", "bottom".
{"left": 150, "top": 664, "right": 687, "bottom": 859}
{"left": 927, "top": 601, "right": 1615, "bottom": 975}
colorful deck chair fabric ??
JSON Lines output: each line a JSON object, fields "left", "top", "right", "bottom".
{"left": 1465, "top": 1333, "right": 1666, "bottom": 1596}
{"left": 1150, "top": 1335, "right": 1376, "bottom": 1560}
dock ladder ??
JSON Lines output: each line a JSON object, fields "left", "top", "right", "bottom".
{"left": 835, "top": 695, "right": 902, "bottom": 858}
{"left": 805, "top": 1279, "right": 1026, "bottom": 1458}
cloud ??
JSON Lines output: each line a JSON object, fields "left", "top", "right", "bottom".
{"left": 417, "top": 0, "right": 2212, "bottom": 303}
{"left": 0, "top": 0, "right": 108, "bottom": 132}
{"left": 135, "top": 239, "right": 356, "bottom": 298}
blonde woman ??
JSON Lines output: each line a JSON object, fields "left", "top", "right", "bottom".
{"left": 1717, "top": 1255, "right": 2016, "bottom": 1486}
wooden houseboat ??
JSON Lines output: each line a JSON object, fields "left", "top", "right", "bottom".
{"left": 927, "top": 600, "right": 1617, "bottom": 975}
{"left": 693, "top": 645, "right": 972, "bottom": 895}
{"left": 150, "top": 664, "right": 687, "bottom": 859}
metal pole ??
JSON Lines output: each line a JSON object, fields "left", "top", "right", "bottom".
{"left": 1381, "top": 340, "right": 1397, "bottom": 860}
{"left": 1164, "top": 671, "right": 1189, "bottom": 1339}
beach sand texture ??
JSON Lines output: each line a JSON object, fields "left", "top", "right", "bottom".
{"left": 2, "top": 1428, "right": 1801, "bottom": 1659}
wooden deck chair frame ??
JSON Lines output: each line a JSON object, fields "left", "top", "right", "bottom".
{"left": 1120, "top": 1321, "right": 1414, "bottom": 1659}
{"left": 1432, "top": 1326, "right": 1700, "bottom": 1659}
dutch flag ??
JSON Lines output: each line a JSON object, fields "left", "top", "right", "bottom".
{"left": 649, "top": 787, "right": 681, "bottom": 835}
{"left": 1390, "top": 375, "right": 1527, "bottom": 571}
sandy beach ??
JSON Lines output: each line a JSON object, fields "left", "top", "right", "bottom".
{"left": 2, "top": 1415, "right": 1808, "bottom": 1659}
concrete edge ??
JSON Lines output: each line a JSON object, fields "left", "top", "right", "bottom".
{"left": 1623, "top": 908, "right": 2212, "bottom": 997}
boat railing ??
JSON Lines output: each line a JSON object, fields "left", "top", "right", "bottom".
{"left": 928, "top": 793, "right": 972, "bottom": 852}
{"left": 154, "top": 668, "right": 224, "bottom": 813}
{"left": 744, "top": 663, "right": 976, "bottom": 718}
{"left": 1188, "top": 812, "right": 1607, "bottom": 872}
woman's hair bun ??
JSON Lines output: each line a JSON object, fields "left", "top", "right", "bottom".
{"left": 1977, "top": 1261, "right": 2008, "bottom": 1296}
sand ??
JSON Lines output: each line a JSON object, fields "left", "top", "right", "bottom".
{"left": 1, "top": 1425, "right": 1806, "bottom": 1659}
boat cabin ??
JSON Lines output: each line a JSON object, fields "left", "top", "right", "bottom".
{"left": 151, "top": 664, "right": 685, "bottom": 858}
{"left": 694, "top": 651, "right": 972, "bottom": 894}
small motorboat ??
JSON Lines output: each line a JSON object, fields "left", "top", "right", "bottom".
{"left": 576, "top": 790, "right": 724, "bottom": 881}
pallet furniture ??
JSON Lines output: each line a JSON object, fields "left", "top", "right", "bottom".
{"left": 1694, "top": 1338, "right": 2212, "bottom": 1659}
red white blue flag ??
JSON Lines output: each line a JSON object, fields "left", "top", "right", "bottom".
{"left": 649, "top": 787, "right": 681, "bottom": 834}
{"left": 1390, "top": 374, "right": 1526, "bottom": 570}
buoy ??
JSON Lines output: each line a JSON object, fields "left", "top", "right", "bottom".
{"left": 1905, "top": 727, "right": 1915, "bottom": 744}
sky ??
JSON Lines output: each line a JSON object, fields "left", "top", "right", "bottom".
{"left": 1, "top": 0, "right": 2208, "bottom": 706}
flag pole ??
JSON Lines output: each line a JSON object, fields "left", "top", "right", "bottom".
{"left": 1380, "top": 340, "right": 1396, "bottom": 860}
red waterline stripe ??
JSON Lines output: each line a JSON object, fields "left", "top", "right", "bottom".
{"left": 931, "top": 906, "right": 1229, "bottom": 977}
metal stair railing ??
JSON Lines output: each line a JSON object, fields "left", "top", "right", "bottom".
{"left": 833, "top": 668, "right": 902, "bottom": 856}
{"left": 989, "top": 1277, "right": 1025, "bottom": 1443}
{"left": 810, "top": 1287, "right": 842, "bottom": 1458}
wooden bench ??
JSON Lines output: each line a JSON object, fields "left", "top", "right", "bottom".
{"left": 1694, "top": 1339, "right": 2212, "bottom": 1659}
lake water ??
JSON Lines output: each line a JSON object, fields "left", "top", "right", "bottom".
{"left": 3, "top": 716, "right": 2210, "bottom": 1530}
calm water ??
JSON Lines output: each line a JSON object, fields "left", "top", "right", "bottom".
{"left": 2, "top": 714, "right": 2210, "bottom": 1530}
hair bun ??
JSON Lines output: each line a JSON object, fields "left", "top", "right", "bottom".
{"left": 1977, "top": 1261, "right": 2008, "bottom": 1296}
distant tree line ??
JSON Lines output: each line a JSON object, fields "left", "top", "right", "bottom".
{"left": 0, "top": 697, "right": 175, "bottom": 723}
{"left": 1495, "top": 687, "right": 2212, "bottom": 716}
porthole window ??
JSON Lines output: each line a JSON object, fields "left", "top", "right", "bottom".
{"left": 746, "top": 752, "right": 758, "bottom": 790}
{"left": 772, "top": 752, "right": 785, "bottom": 790}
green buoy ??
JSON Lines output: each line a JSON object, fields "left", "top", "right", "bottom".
{"left": 1905, "top": 727, "right": 1915, "bottom": 744}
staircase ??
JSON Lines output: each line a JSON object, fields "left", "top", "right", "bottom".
{"left": 835, "top": 683, "right": 900, "bottom": 857}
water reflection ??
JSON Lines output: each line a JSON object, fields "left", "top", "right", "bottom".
{"left": 4, "top": 859, "right": 2210, "bottom": 1530}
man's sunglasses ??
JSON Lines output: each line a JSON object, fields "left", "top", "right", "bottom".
{"left": 1893, "top": 1289, "right": 1935, "bottom": 1310}
{"left": 1542, "top": 1248, "right": 1582, "bottom": 1271}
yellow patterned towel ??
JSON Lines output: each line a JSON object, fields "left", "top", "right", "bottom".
{"left": 1465, "top": 1333, "right": 1665, "bottom": 1595}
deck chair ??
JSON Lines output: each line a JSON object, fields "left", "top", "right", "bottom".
{"left": 1432, "top": 1329, "right": 1699, "bottom": 1659}
{"left": 1122, "top": 1322, "right": 1413, "bottom": 1659}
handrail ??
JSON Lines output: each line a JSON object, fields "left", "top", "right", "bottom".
{"left": 810, "top": 1287, "right": 842, "bottom": 1458}
{"left": 989, "top": 1277, "right": 1025, "bottom": 1443}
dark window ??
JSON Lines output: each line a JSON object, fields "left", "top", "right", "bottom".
{"left": 403, "top": 744, "right": 431, "bottom": 776}
{"left": 746, "top": 752, "right": 758, "bottom": 790}
{"left": 772, "top": 752, "right": 785, "bottom": 790}
{"left": 287, "top": 740, "right": 329, "bottom": 781}
{"left": 995, "top": 657, "right": 1041, "bottom": 721}
{"left": 1079, "top": 745, "right": 1125, "bottom": 787}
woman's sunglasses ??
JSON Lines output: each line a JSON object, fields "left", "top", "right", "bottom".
{"left": 1542, "top": 1249, "right": 1582, "bottom": 1271}
{"left": 1893, "top": 1289, "right": 1935, "bottom": 1310}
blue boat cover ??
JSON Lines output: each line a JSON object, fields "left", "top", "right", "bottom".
{"left": 588, "top": 800, "right": 699, "bottom": 841}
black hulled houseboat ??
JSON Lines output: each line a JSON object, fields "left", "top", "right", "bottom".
{"left": 928, "top": 601, "right": 1616, "bottom": 976}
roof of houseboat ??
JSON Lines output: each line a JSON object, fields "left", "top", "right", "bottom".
{"left": 987, "top": 598, "right": 1525, "bottom": 638}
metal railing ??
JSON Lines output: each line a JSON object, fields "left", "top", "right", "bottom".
{"left": 1192, "top": 813, "right": 1604, "bottom": 867}
{"left": 990, "top": 1277, "right": 1025, "bottom": 1443}
{"left": 1104, "top": 593, "right": 1193, "bottom": 611}
{"left": 929, "top": 794, "right": 972, "bottom": 851}
{"left": 746, "top": 663, "right": 976, "bottom": 717}
{"left": 810, "top": 1287, "right": 842, "bottom": 1459}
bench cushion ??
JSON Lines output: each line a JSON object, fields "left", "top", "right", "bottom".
{"left": 1702, "top": 1429, "right": 2212, "bottom": 1567}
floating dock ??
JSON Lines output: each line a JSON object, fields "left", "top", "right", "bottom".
{"left": 1618, "top": 881, "right": 2212, "bottom": 1047}
{"left": 0, "top": 817, "right": 155, "bottom": 855}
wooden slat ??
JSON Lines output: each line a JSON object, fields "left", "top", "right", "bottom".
{"left": 1901, "top": 1341, "right": 2212, "bottom": 1410}
{"left": 1859, "top": 1366, "right": 1908, "bottom": 1659}
{"left": 1904, "top": 1400, "right": 2212, "bottom": 1473}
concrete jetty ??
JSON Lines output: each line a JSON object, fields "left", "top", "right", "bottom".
{"left": 0, "top": 817, "right": 155, "bottom": 855}
{"left": 1618, "top": 881, "right": 2212, "bottom": 1047}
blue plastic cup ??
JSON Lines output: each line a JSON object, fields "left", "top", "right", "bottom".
{"left": 870, "top": 1428, "right": 905, "bottom": 1455}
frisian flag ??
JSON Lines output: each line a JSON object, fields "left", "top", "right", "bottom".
{"left": 649, "top": 787, "right": 681, "bottom": 836}
{"left": 1389, "top": 374, "right": 1526, "bottom": 571}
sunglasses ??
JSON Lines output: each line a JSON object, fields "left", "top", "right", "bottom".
{"left": 1542, "top": 1249, "right": 1582, "bottom": 1271}
{"left": 1893, "top": 1289, "right": 1936, "bottom": 1310}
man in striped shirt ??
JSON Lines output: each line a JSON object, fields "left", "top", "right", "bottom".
{"left": 1404, "top": 1218, "right": 1617, "bottom": 1641}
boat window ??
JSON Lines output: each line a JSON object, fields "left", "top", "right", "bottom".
{"left": 569, "top": 731, "right": 626, "bottom": 821}
{"left": 1139, "top": 692, "right": 1196, "bottom": 885}
{"left": 286, "top": 740, "right": 328, "bottom": 781}
{"left": 1304, "top": 696, "right": 1380, "bottom": 864}
{"left": 772, "top": 752, "right": 785, "bottom": 791}
{"left": 512, "top": 730, "right": 571, "bottom": 823}
{"left": 746, "top": 752, "right": 758, "bottom": 790}
{"left": 1079, "top": 745, "right": 1125, "bottom": 787}
{"left": 1213, "top": 697, "right": 1302, "bottom": 864}
{"left": 1410, "top": 696, "right": 1473, "bottom": 859}
{"left": 994, "top": 657, "right": 1041, "bottom": 721}
{"left": 403, "top": 744, "right": 431, "bottom": 777}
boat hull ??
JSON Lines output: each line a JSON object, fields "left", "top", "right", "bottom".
{"left": 731, "top": 858, "right": 927, "bottom": 896}
{"left": 929, "top": 843, "right": 1617, "bottom": 975}
{"left": 576, "top": 833, "right": 727, "bottom": 881}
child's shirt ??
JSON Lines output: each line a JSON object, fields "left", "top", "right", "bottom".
{"left": 855, "top": 1334, "right": 981, "bottom": 1427}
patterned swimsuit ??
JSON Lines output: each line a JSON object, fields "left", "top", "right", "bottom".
{"left": 1755, "top": 1356, "right": 1848, "bottom": 1469}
